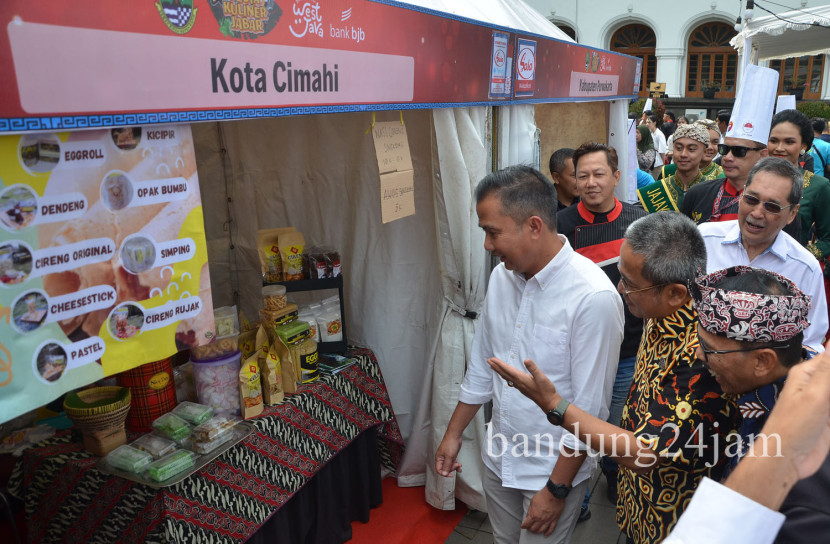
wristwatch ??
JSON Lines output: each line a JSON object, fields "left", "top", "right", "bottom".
{"left": 546, "top": 398, "right": 570, "bottom": 426}
{"left": 545, "top": 479, "right": 571, "bottom": 499}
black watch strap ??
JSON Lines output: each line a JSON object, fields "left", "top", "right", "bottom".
{"left": 545, "top": 479, "right": 571, "bottom": 499}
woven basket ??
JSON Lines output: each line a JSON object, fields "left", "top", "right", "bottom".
{"left": 64, "top": 386, "right": 131, "bottom": 456}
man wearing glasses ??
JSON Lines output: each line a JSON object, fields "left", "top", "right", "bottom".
{"left": 488, "top": 264, "right": 830, "bottom": 543}
{"left": 698, "top": 157, "right": 828, "bottom": 352}
{"left": 681, "top": 64, "right": 798, "bottom": 239}
{"left": 490, "top": 211, "right": 737, "bottom": 543}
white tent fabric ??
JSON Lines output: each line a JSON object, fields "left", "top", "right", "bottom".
{"left": 395, "top": 0, "right": 574, "bottom": 511}
{"left": 732, "top": 6, "right": 830, "bottom": 61}
{"left": 398, "top": 0, "right": 573, "bottom": 41}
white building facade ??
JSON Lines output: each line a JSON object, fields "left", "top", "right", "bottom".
{"left": 524, "top": 0, "right": 830, "bottom": 101}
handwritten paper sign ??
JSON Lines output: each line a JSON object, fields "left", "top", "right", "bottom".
{"left": 372, "top": 121, "right": 414, "bottom": 174}
{"left": 380, "top": 170, "right": 416, "bottom": 224}
{"left": 371, "top": 120, "right": 415, "bottom": 223}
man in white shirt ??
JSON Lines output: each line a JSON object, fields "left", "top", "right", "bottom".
{"left": 647, "top": 114, "right": 668, "bottom": 178}
{"left": 435, "top": 165, "right": 624, "bottom": 544}
{"left": 699, "top": 157, "right": 828, "bottom": 351}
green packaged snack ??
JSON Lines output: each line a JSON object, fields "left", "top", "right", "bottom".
{"left": 274, "top": 320, "right": 309, "bottom": 345}
{"left": 171, "top": 401, "right": 213, "bottom": 426}
{"left": 106, "top": 445, "right": 153, "bottom": 473}
{"left": 151, "top": 413, "right": 192, "bottom": 441}
{"left": 145, "top": 450, "right": 196, "bottom": 482}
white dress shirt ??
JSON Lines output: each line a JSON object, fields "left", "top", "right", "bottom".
{"left": 664, "top": 477, "right": 785, "bottom": 544}
{"left": 458, "top": 236, "right": 624, "bottom": 491}
{"left": 652, "top": 129, "right": 668, "bottom": 167}
{"left": 699, "top": 220, "right": 828, "bottom": 352}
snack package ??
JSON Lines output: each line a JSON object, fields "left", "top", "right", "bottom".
{"left": 258, "top": 227, "right": 296, "bottom": 282}
{"left": 151, "top": 413, "right": 192, "bottom": 442}
{"left": 191, "top": 426, "right": 236, "bottom": 454}
{"left": 239, "top": 351, "right": 264, "bottom": 419}
{"left": 171, "top": 401, "right": 213, "bottom": 426}
{"left": 262, "top": 340, "right": 284, "bottom": 405}
{"left": 145, "top": 450, "right": 196, "bottom": 482}
{"left": 238, "top": 329, "right": 258, "bottom": 359}
{"left": 279, "top": 231, "right": 305, "bottom": 281}
{"left": 267, "top": 325, "right": 298, "bottom": 394}
{"left": 106, "top": 444, "right": 153, "bottom": 473}
{"left": 253, "top": 324, "right": 280, "bottom": 404}
{"left": 131, "top": 434, "right": 177, "bottom": 459}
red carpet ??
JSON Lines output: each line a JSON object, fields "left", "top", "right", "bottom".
{"left": 349, "top": 478, "right": 467, "bottom": 543}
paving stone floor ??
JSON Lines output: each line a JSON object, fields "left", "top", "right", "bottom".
{"left": 443, "top": 466, "right": 627, "bottom": 544}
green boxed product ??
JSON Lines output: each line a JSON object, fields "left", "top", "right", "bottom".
{"left": 151, "top": 413, "right": 192, "bottom": 441}
{"left": 145, "top": 450, "right": 196, "bottom": 482}
{"left": 106, "top": 445, "right": 153, "bottom": 473}
{"left": 171, "top": 401, "right": 213, "bottom": 426}
{"left": 274, "top": 320, "right": 309, "bottom": 345}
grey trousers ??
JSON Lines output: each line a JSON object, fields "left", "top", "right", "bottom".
{"left": 483, "top": 465, "right": 590, "bottom": 544}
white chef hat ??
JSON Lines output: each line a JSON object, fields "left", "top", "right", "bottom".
{"left": 725, "top": 65, "right": 780, "bottom": 144}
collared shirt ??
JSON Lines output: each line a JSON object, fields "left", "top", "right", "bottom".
{"left": 652, "top": 129, "right": 668, "bottom": 167}
{"left": 459, "top": 236, "right": 624, "bottom": 491}
{"left": 557, "top": 199, "right": 646, "bottom": 359}
{"left": 664, "top": 477, "right": 785, "bottom": 544}
{"left": 699, "top": 220, "right": 828, "bottom": 352}
{"left": 617, "top": 300, "right": 737, "bottom": 543}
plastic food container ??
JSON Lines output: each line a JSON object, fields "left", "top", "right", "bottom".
{"left": 213, "top": 306, "right": 239, "bottom": 336}
{"left": 105, "top": 444, "right": 153, "bottom": 473}
{"left": 262, "top": 285, "right": 288, "bottom": 311}
{"left": 191, "top": 415, "right": 240, "bottom": 453}
{"left": 191, "top": 330, "right": 240, "bottom": 360}
{"left": 151, "top": 412, "right": 192, "bottom": 442}
{"left": 131, "top": 434, "right": 177, "bottom": 459}
{"left": 192, "top": 414, "right": 239, "bottom": 442}
{"left": 145, "top": 450, "right": 197, "bottom": 482}
{"left": 171, "top": 401, "right": 213, "bottom": 426}
{"left": 192, "top": 350, "right": 242, "bottom": 416}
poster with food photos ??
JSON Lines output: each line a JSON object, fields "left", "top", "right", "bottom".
{"left": 0, "top": 124, "right": 213, "bottom": 423}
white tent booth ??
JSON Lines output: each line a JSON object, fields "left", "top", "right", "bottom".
{"left": 732, "top": 5, "right": 830, "bottom": 62}
{"left": 0, "top": 0, "right": 640, "bottom": 516}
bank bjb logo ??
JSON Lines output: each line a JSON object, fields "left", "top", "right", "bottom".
{"left": 156, "top": 0, "right": 197, "bottom": 34}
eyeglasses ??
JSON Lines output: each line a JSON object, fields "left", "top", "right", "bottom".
{"left": 717, "top": 143, "right": 766, "bottom": 158}
{"left": 618, "top": 276, "right": 666, "bottom": 296}
{"left": 741, "top": 193, "right": 793, "bottom": 214}
{"left": 697, "top": 334, "right": 789, "bottom": 364}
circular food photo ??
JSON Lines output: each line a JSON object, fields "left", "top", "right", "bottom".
{"left": 100, "top": 170, "right": 134, "bottom": 212}
{"left": 0, "top": 241, "right": 33, "bottom": 286}
{"left": 0, "top": 184, "right": 38, "bottom": 231}
{"left": 12, "top": 290, "right": 48, "bottom": 334}
{"left": 108, "top": 302, "right": 145, "bottom": 340}
{"left": 120, "top": 235, "right": 157, "bottom": 274}
{"left": 19, "top": 133, "right": 61, "bottom": 174}
{"left": 111, "top": 127, "right": 142, "bottom": 151}
{"left": 35, "top": 342, "right": 68, "bottom": 383}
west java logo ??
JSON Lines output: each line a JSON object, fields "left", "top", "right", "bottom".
{"left": 290, "top": 1, "right": 323, "bottom": 38}
{"left": 209, "top": 0, "right": 283, "bottom": 40}
{"left": 518, "top": 49, "right": 535, "bottom": 79}
{"left": 495, "top": 49, "right": 505, "bottom": 67}
{"left": 156, "top": 0, "right": 197, "bottom": 34}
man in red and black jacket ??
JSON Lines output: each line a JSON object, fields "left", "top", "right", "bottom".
{"left": 557, "top": 142, "right": 646, "bottom": 513}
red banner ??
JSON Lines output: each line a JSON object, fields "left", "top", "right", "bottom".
{"left": 0, "top": 1, "right": 640, "bottom": 132}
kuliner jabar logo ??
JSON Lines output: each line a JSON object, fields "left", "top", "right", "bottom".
{"left": 156, "top": 0, "right": 197, "bottom": 34}
{"left": 209, "top": 0, "right": 283, "bottom": 40}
